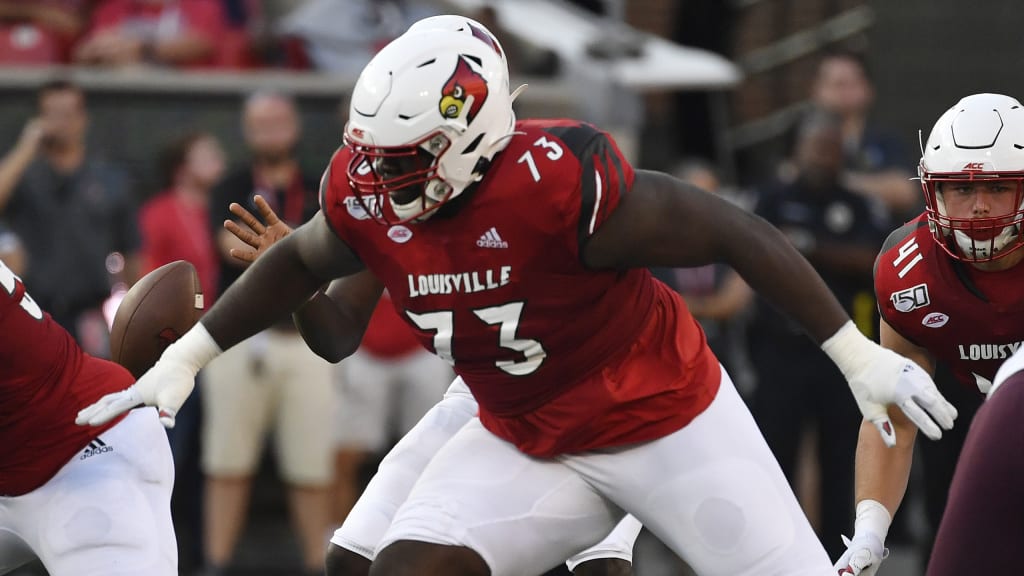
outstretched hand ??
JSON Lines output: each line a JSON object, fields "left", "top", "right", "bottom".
{"left": 224, "top": 195, "right": 294, "bottom": 265}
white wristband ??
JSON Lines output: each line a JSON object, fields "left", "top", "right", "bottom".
{"left": 162, "top": 321, "right": 222, "bottom": 375}
{"left": 820, "top": 320, "right": 875, "bottom": 380}
{"left": 854, "top": 499, "right": 892, "bottom": 542}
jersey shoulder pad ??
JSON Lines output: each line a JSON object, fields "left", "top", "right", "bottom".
{"left": 873, "top": 216, "right": 928, "bottom": 281}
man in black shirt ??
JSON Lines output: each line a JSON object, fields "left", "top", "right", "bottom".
{"left": 0, "top": 79, "right": 139, "bottom": 355}
{"left": 747, "top": 109, "right": 891, "bottom": 559}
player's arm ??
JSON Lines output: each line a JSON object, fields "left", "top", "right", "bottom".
{"left": 586, "top": 169, "right": 857, "bottom": 342}
{"left": 77, "top": 210, "right": 363, "bottom": 428}
{"left": 202, "top": 211, "right": 363, "bottom": 348}
{"left": 222, "top": 195, "right": 381, "bottom": 362}
{"left": 296, "top": 272, "right": 384, "bottom": 363}
{"left": 855, "top": 319, "right": 936, "bottom": 515}
{"left": 832, "top": 320, "right": 937, "bottom": 573}
{"left": 584, "top": 169, "right": 955, "bottom": 447}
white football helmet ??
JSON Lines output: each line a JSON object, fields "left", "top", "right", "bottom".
{"left": 344, "top": 16, "right": 519, "bottom": 223}
{"left": 920, "top": 93, "right": 1024, "bottom": 262}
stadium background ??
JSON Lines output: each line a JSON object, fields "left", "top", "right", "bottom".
{"left": 2, "top": 0, "right": 1020, "bottom": 574}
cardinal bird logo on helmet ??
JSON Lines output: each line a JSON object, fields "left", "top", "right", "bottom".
{"left": 439, "top": 55, "right": 488, "bottom": 123}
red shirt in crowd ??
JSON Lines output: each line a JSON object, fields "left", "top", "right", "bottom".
{"left": 85, "top": 0, "right": 226, "bottom": 67}
{"left": 139, "top": 190, "right": 219, "bottom": 306}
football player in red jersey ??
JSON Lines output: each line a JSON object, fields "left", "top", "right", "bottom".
{"left": 925, "top": 347, "right": 1024, "bottom": 575}
{"left": 80, "top": 16, "right": 957, "bottom": 576}
{"left": 224, "top": 192, "right": 642, "bottom": 576}
{"left": 836, "top": 93, "right": 1024, "bottom": 575}
{"left": 0, "top": 257, "right": 176, "bottom": 575}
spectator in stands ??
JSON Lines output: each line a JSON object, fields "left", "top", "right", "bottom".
{"left": 202, "top": 91, "right": 332, "bottom": 576}
{"left": 73, "top": 0, "right": 229, "bottom": 69}
{"left": 746, "top": 109, "right": 890, "bottom": 560}
{"left": 140, "top": 131, "right": 223, "bottom": 300}
{"left": 811, "top": 49, "right": 919, "bottom": 219}
{"left": 0, "top": 79, "right": 139, "bottom": 356}
{"left": 278, "top": 0, "right": 437, "bottom": 75}
{"left": 0, "top": 0, "right": 89, "bottom": 63}
{"left": 138, "top": 130, "right": 224, "bottom": 575}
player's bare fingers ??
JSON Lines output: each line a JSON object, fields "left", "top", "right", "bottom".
{"left": 229, "top": 202, "right": 266, "bottom": 234}
{"left": 229, "top": 247, "right": 257, "bottom": 264}
{"left": 253, "top": 195, "right": 282, "bottom": 226}
{"left": 224, "top": 220, "right": 261, "bottom": 248}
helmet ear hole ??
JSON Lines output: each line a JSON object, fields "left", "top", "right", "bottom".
{"left": 462, "top": 134, "right": 484, "bottom": 155}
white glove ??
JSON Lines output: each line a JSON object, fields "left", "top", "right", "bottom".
{"left": 833, "top": 500, "right": 891, "bottom": 576}
{"left": 77, "top": 323, "right": 221, "bottom": 428}
{"left": 822, "top": 321, "right": 957, "bottom": 446}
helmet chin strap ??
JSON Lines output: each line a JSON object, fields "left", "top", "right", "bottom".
{"left": 391, "top": 194, "right": 437, "bottom": 223}
{"left": 952, "top": 225, "right": 1019, "bottom": 260}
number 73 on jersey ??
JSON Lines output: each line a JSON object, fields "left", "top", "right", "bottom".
{"left": 407, "top": 301, "right": 547, "bottom": 376}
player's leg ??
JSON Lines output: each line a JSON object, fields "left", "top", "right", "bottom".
{"left": 201, "top": 337, "right": 274, "bottom": 570}
{"left": 566, "top": 515, "right": 642, "bottom": 576}
{"left": 572, "top": 558, "right": 633, "bottom": 576}
{"left": 395, "top": 350, "right": 455, "bottom": 440}
{"left": 567, "top": 367, "right": 833, "bottom": 576}
{"left": 274, "top": 330, "right": 336, "bottom": 573}
{"left": 0, "top": 525, "right": 35, "bottom": 575}
{"left": 917, "top": 365, "right": 983, "bottom": 568}
{"left": 333, "top": 349, "right": 395, "bottom": 525}
{"left": 327, "top": 378, "right": 477, "bottom": 576}
{"left": 26, "top": 408, "right": 177, "bottom": 576}
{"left": 371, "top": 418, "right": 623, "bottom": 576}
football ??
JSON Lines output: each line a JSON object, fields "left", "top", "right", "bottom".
{"left": 110, "top": 260, "right": 204, "bottom": 378}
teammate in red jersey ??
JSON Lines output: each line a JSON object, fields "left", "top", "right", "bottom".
{"left": 836, "top": 93, "right": 1024, "bottom": 575}
{"left": 0, "top": 258, "right": 176, "bottom": 575}
{"left": 925, "top": 347, "right": 1024, "bottom": 575}
{"left": 80, "top": 16, "right": 956, "bottom": 576}
{"left": 224, "top": 193, "right": 642, "bottom": 576}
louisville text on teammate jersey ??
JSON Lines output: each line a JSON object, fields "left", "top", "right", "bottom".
{"left": 958, "top": 341, "right": 1024, "bottom": 361}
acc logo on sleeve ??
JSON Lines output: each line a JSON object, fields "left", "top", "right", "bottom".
{"left": 890, "top": 283, "right": 930, "bottom": 312}
{"left": 921, "top": 312, "right": 949, "bottom": 328}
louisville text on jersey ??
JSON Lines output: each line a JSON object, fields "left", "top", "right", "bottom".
{"left": 407, "top": 266, "right": 512, "bottom": 298}
{"left": 958, "top": 340, "right": 1024, "bottom": 361}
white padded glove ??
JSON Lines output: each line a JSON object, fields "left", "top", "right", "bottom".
{"left": 822, "top": 321, "right": 957, "bottom": 446}
{"left": 834, "top": 500, "right": 891, "bottom": 575}
{"left": 77, "top": 323, "right": 221, "bottom": 428}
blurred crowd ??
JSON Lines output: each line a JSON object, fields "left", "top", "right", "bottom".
{"left": 0, "top": 3, "right": 944, "bottom": 576}
{"left": 0, "top": 0, "right": 556, "bottom": 75}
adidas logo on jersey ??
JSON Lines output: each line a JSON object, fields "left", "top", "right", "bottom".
{"left": 80, "top": 438, "right": 113, "bottom": 460}
{"left": 476, "top": 227, "right": 508, "bottom": 249}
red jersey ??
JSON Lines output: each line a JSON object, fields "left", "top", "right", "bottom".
{"left": 322, "top": 120, "right": 719, "bottom": 456}
{"left": 0, "top": 259, "right": 129, "bottom": 496}
{"left": 874, "top": 215, "right": 1024, "bottom": 393}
